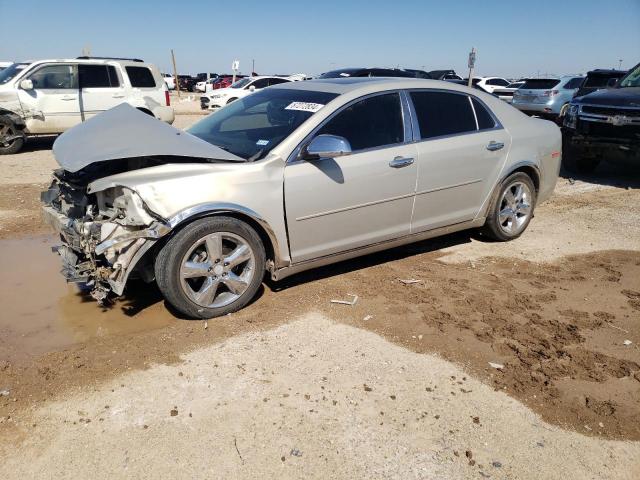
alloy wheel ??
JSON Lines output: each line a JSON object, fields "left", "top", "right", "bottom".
{"left": 179, "top": 232, "right": 256, "bottom": 308}
{"left": 498, "top": 181, "right": 532, "bottom": 235}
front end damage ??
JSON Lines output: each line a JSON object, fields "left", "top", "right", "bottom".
{"left": 41, "top": 170, "right": 170, "bottom": 303}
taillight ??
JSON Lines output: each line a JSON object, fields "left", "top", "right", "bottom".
{"left": 165, "top": 90, "right": 170, "bottom": 106}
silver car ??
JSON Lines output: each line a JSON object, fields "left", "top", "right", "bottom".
{"left": 512, "top": 76, "right": 584, "bottom": 119}
{"left": 42, "top": 78, "right": 561, "bottom": 319}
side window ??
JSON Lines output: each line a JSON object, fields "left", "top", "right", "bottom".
{"left": 249, "top": 78, "right": 269, "bottom": 89}
{"left": 78, "top": 65, "right": 120, "bottom": 88}
{"left": 563, "top": 77, "right": 583, "bottom": 89}
{"left": 29, "top": 65, "right": 77, "bottom": 90}
{"left": 268, "top": 78, "right": 289, "bottom": 86}
{"left": 125, "top": 66, "right": 156, "bottom": 88}
{"left": 486, "top": 78, "right": 509, "bottom": 86}
{"left": 317, "top": 93, "right": 404, "bottom": 151}
{"left": 471, "top": 98, "right": 497, "bottom": 130}
{"left": 410, "top": 91, "right": 477, "bottom": 139}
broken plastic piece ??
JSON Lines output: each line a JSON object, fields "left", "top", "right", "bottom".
{"left": 330, "top": 294, "right": 358, "bottom": 306}
{"left": 398, "top": 278, "right": 422, "bottom": 285}
{"left": 488, "top": 362, "right": 504, "bottom": 370}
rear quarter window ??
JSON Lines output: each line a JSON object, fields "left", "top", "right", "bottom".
{"left": 563, "top": 78, "right": 583, "bottom": 89}
{"left": 125, "top": 66, "right": 156, "bottom": 88}
{"left": 471, "top": 98, "right": 497, "bottom": 130}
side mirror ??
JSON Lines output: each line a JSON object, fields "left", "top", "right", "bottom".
{"left": 248, "top": 85, "right": 256, "bottom": 92}
{"left": 302, "top": 134, "right": 352, "bottom": 160}
{"left": 19, "top": 79, "right": 33, "bottom": 90}
{"left": 607, "top": 78, "right": 618, "bottom": 88}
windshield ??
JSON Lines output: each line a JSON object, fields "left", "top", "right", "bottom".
{"left": 0, "top": 63, "right": 29, "bottom": 85}
{"left": 619, "top": 63, "right": 640, "bottom": 88}
{"left": 231, "top": 78, "right": 252, "bottom": 89}
{"left": 188, "top": 88, "right": 339, "bottom": 161}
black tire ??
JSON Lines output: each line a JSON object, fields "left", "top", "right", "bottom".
{"left": 482, "top": 172, "right": 536, "bottom": 241}
{"left": 0, "top": 117, "right": 24, "bottom": 155}
{"left": 154, "top": 216, "right": 266, "bottom": 319}
{"left": 227, "top": 97, "right": 238, "bottom": 104}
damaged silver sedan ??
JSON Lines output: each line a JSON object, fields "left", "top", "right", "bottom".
{"left": 42, "top": 78, "right": 561, "bottom": 319}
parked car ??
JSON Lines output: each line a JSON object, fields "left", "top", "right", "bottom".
{"left": 214, "top": 75, "right": 244, "bottom": 90}
{"left": 177, "top": 75, "right": 197, "bottom": 92}
{"left": 200, "top": 75, "right": 293, "bottom": 111}
{"left": 0, "top": 62, "right": 13, "bottom": 72}
{"left": 319, "top": 67, "right": 431, "bottom": 79}
{"left": 512, "top": 76, "right": 584, "bottom": 120}
{"left": 493, "top": 81, "right": 525, "bottom": 103}
{"left": 444, "top": 79, "right": 494, "bottom": 93}
{"left": 0, "top": 57, "right": 174, "bottom": 154}
{"left": 195, "top": 76, "right": 219, "bottom": 93}
{"left": 162, "top": 73, "right": 175, "bottom": 90}
{"left": 563, "top": 61, "right": 640, "bottom": 172}
{"left": 429, "top": 69, "right": 463, "bottom": 80}
{"left": 41, "top": 78, "right": 561, "bottom": 318}
{"left": 466, "top": 77, "right": 511, "bottom": 94}
{"left": 574, "top": 69, "right": 627, "bottom": 98}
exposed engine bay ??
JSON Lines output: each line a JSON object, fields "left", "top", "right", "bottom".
{"left": 41, "top": 161, "right": 175, "bottom": 303}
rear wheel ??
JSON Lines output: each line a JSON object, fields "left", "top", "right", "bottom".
{"left": 0, "top": 117, "right": 24, "bottom": 155}
{"left": 482, "top": 172, "right": 536, "bottom": 241}
{"left": 155, "top": 216, "right": 265, "bottom": 319}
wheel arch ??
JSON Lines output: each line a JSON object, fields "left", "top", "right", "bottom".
{"left": 479, "top": 161, "right": 540, "bottom": 220}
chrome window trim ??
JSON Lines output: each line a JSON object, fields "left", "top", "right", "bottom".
{"left": 468, "top": 95, "right": 480, "bottom": 130}
{"left": 286, "top": 89, "right": 412, "bottom": 165}
{"left": 405, "top": 88, "right": 504, "bottom": 145}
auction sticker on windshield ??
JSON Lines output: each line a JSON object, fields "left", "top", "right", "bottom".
{"left": 285, "top": 102, "right": 325, "bottom": 113}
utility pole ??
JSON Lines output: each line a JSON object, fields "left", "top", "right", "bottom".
{"left": 171, "top": 49, "right": 180, "bottom": 98}
{"left": 252, "top": 59, "right": 255, "bottom": 75}
{"left": 618, "top": 59, "right": 623, "bottom": 70}
{"left": 467, "top": 47, "right": 476, "bottom": 88}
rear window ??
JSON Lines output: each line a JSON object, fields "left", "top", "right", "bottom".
{"left": 584, "top": 75, "right": 620, "bottom": 88}
{"left": 125, "top": 66, "right": 156, "bottom": 87}
{"left": 79, "top": 64, "right": 120, "bottom": 88}
{"left": 410, "top": 91, "right": 477, "bottom": 139}
{"left": 520, "top": 79, "right": 560, "bottom": 90}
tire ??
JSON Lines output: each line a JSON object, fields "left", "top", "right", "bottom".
{"left": 226, "top": 97, "right": 238, "bottom": 104}
{"left": 482, "top": 172, "right": 536, "bottom": 241}
{"left": 0, "top": 117, "right": 24, "bottom": 155}
{"left": 154, "top": 216, "right": 266, "bottom": 319}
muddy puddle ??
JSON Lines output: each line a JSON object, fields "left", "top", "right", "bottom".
{"left": 0, "top": 236, "right": 176, "bottom": 364}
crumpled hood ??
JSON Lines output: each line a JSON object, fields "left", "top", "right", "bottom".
{"left": 53, "top": 103, "right": 243, "bottom": 172}
{"left": 574, "top": 87, "right": 640, "bottom": 107}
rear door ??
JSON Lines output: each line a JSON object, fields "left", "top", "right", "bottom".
{"left": 408, "top": 90, "right": 511, "bottom": 232}
{"left": 284, "top": 92, "right": 418, "bottom": 262}
{"left": 18, "top": 63, "right": 80, "bottom": 133}
{"left": 78, "top": 64, "right": 124, "bottom": 120}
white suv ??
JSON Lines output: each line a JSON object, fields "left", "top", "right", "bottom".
{"left": 0, "top": 57, "right": 174, "bottom": 154}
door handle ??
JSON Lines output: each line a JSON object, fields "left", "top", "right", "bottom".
{"left": 486, "top": 141, "right": 504, "bottom": 151}
{"left": 389, "top": 156, "right": 414, "bottom": 168}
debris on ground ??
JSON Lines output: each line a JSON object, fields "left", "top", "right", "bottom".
{"left": 623, "top": 340, "right": 632, "bottom": 346}
{"left": 290, "top": 448, "right": 303, "bottom": 457}
{"left": 330, "top": 294, "right": 358, "bottom": 306}
{"left": 488, "top": 362, "right": 504, "bottom": 370}
{"left": 363, "top": 315, "right": 373, "bottom": 321}
{"left": 398, "top": 278, "right": 423, "bottom": 285}
{"left": 170, "top": 407, "right": 178, "bottom": 416}
{"left": 0, "top": 389, "right": 9, "bottom": 397}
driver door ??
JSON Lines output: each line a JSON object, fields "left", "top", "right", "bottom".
{"left": 284, "top": 92, "right": 417, "bottom": 263}
{"left": 18, "top": 64, "right": 80, "bottom": 134}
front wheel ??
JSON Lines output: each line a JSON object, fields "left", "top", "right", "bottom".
{"left": 154, "top": 216, "right": 266, "bottom": 319}
{"left": 482, "top": 172, "right": 536, "bottom": 241}
{"left": 0, "top": 117, "right": 24, "bottom": 155}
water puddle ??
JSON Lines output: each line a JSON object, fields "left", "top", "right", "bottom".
{"left": 0, "top": 235, "right": 176, "bottom": 364}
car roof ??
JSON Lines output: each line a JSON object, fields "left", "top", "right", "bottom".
{"left": 270, "top": 77, "right": 476, "bottom": 95}
{"left": 20, "top": 58, "right": 152, "bottom": 67}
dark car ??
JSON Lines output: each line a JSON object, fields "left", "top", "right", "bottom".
{"left": 177, "top": 75, "right": 197, "bottom": 92}
{"left": 195, "top": 72, "right": 217, "bottom": 82}
{"left": 563, "top": 61, "right": 640, "bottom": 172}
{"left": 574, "top": 69, "right": 628, "bottom": 98}
{"left": 318, "top": 67, "right": 431, "bottom": 79}
{"left": 429, "top": 69, "right": 462, "bottom": 80}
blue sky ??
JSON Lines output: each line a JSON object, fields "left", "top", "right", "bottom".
{"left": 1, "top": 0, "right": 638, "bottom": 78}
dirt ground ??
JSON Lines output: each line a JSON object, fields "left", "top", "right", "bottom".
{"left": 0, "top": 109, "right": 638, "bottom": 478}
